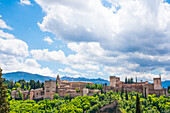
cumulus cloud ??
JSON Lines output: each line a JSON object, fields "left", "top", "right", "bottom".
{"left": 58, "top": 67, "right": 80, "bottom": 74}
{"left": 0, "top": 15, "right": 58, "bottom": 77}
{"left": 43, "top": 36, "right": 54, "bottom": 44}
{"left": 30, "top": 49, "right": 66, "bottom": 63}
{"left": 0, "top": 38, "right": 29, "bottom": 57}
{"left": 0, "top": 16, "right": 13, "bottom": 30}
{"left": 20, "top": 0, "right": 32, "bottom": 5}
{"left": 0, "top": 30, "right": 15, "bottom": 39}
{"left": 34, "top": 0, "right": 170, "bottom": 80}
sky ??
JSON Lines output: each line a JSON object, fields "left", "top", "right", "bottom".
{"left": 0, "top": 0, "right": 170, "bottom": 82}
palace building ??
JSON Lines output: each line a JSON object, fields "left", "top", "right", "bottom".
{"left": 11, "top": 75, "right": 168, "bottom": 100}
{"left": 104, "top": 75, "right": 168, "bottom": 97}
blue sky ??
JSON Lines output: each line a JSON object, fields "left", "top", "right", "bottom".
{"left": 0, "top": 0, "right": 170, "bottom": 82}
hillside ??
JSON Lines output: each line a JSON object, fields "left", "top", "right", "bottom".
{"left": 3, "top": 71, "right": 55, "bottom": 82}
{"left": 2, "top": 71, "right": 109, "bottom": 84}
{"left": 2, "top": 71, "right": 170, "bottom": 88}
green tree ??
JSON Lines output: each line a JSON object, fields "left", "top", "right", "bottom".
{"left": 64, "top": 94, "right": 70, "bottom": 101}
{"left": 121, "top": 86, "right": 124, "bottom": 99}
{"left": 136, "top": 76, "right": 137, "bottom": 83}
{"left": 30, "top": 80, "right": 35, "bottom": 89}
{"left": 131, "top": 78, "right": 134, "bottom": 83}
{"left": 53, "top": 93, "right": 59, "bottom": 99}
{"left": 18, "top": 90, "right": 23, "bottom": 100}
{"left": 125, "top": 77, "right": 127, "bottom": 84}
{"left": 126, "top": 89, "right": 128, "bottom": 100}
{"left": 15, "top": 82, "right": 21, "bottom": 88}
{"left": 75, "top": 87, "right": 80, "bottom": 93}
{"left": 36, "top": 80, "right": 41, "bottom": 89}
{"left": 136, "top": 93, "right": 141, "bottom": 113}
{"left": 0, "top": 68, "right": 9, "bottom": 113}
{"left": 9, "top": 80, "right": 14, "bottom": 89}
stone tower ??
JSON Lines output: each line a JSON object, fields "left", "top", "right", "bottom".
{"left": 44, "top": 80, "right": 56, "bottom": 100}
{"left": 57, "top": 75, "right": 60, "bottom": 86}
{"left": 153, "top": 76, "right": 161, "bottom": 90}
{"left": 110, "top": 76, "right": 117, "bottom": 87}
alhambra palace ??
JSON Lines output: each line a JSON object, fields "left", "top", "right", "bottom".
{"left": 11, "top": 75, "right": 169, "bottom": 100}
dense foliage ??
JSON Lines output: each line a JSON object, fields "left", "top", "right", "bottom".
{"left": 4, "top": 79, "right": 44, "bottom": 91}
{"left": 0, "top": 68, "right": 9, "bottom": 113}
{"left": 3, "top": 78, "right": 170, "bottom": 113}
{"left": 8, "top": 91, "right": 170, "bottom": 113}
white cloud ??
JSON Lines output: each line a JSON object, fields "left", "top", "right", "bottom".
{"left": 58, "top": 67, "right": 80, "bottom": 74}
{"left": 43, "top": 36, "right": 54, "bottom": 44}
{"left": 0, "top": 38, "right": 29, "bottom": 57}
{"left": 20, "top": 0, "right": 32, "bottom": 5}
{"left": 25, "top": 59, "right": 40, "bottom": 67}
{"left": 0, "top": 30, "right": 15, "bottom": 39}
{"left": 30, "top": 49, "right": 66, "bottom": 63}
{"left": 0, "top": 16, "right": 13, "bottom": 30}
{"left": 34, "top": 0, "right": 170, "bottom": 80}
{"left": 97, "top": 72, "right": 103, "bottom": 76}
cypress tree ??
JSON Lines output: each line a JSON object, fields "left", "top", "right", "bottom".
{"left": 145, "top": 87, "right": 147, "bottom": 98}
{"left": 0, "top": 68, "right": 9, "bottom": 113}
{"left": 131, "top": 78, "right": 133, "bottom": 83}
{"left": 136, "top": 76, "right": 137, "bottom": 83}
{"left": 136, "top": 93, "right": 141, "bottom": 113}
{"left": 121, "top": 86, "right": 124, "bottom": 99}
{"left": 125, "top": 77, "right": 127, "bottom": 84}
{"left": 126, "top": 89, "right": 128, "bottom": 100}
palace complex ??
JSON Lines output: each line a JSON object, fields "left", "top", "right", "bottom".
{"left": 105, "top": 76, "right": 168, "bottom": 97}
{"left": 11, "top": 75, "right": 168, "bottom": 100}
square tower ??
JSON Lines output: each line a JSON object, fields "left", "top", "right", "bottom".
{"left": 110, "top": 76, "right": 116, "bottom": 87}
{"left": 153, "top": 77, "right": 161, "bottom": 90}
{"left": 44, "top": 80, "right": 56, "bottom": 99}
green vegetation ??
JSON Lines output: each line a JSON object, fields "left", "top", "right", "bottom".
{"left": 86, "top": 83, "right": 103, "bottom": 93}
{"left": 4, "top": 79, "right": 44, "bottom": 91}
{"left": 2, "top": 77, "right": 170, "bottom": 113}
{"left": 0, "top": 68, "right": 9, "bottom": 113}
{"left": 7, "top": 90, "right": 170, "bottom": 113}
{"left": 125, "top": 77, "right": 134, "bottom": 84}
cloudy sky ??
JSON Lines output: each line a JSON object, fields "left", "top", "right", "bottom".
{"left": 0, "top": 0, "right": 170, "bottom": 82}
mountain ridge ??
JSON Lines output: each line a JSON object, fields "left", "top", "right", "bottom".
{"left": 3, "top": 71, "right": 170, "bottom": 88}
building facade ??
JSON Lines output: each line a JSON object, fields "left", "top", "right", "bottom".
{"left": 107, "top": 76, "right": 168, "bottom": 97}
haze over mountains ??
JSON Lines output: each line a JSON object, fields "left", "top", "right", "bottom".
{"left": 3, "top": 71, "right": 170, "bottom": 88}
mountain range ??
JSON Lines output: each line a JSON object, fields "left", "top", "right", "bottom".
{"left": 3, "top": 71, "right": 170, "bottom": 88}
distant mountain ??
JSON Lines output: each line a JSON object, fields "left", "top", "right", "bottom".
{"left": 61, "top": 76, "right": 110, "bottom": 85}
{"left": 3, "top": 71, "right": 55, "bottom": 82}
{"left": 2, "top": 71, "right": 170, "bottom": 88}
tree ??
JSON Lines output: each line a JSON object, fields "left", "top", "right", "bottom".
{"left": 126, "top": 89, "right": 128, "bottom": 100}
{"left": 0, "top": 68, "right": 9, "bottom": 113}
{"left": 131, "top": 78, "right": 134, "bottom": 83}
{"left": 15, "top": 82, "right": 21, "bottom": 88}
{"left": 136, "top": 93, "right": 141, "bottom": 113}
{"left": 18, "top": 90, "right": 23, "bottom": 100}
{"left": 64, "top": 94, "right": 70, "bottom": 101}
{"left": 42, "top": 82, "right": 44, "bottom": 90}
{"left": 125, "top": 77, "right": 127, "bottom": 84}
{"left": 121, "top": 86, "right": 124, "bottom": 99}
{"left": 30, "top": 80, "right": 35, "bottom": 89}
{"left": 9, "top": 80, "right": 14, "bottom": 89}
{"left": 168, "top": 86, "right": 170, "bottom": 93}
{"left": 136, "top": 77, "right": 137, "bottom": 83}
{"left": 86, "top": 83, "right": 91, "bottom": 89}
{"left": 75, "top": 87, "right": 80, "bottom": 93}
{"left": 53, "top": 93, "right": 59, "bottom": 99}
{"left": 128, "top": 78, "right": 131, "bottom": 84}
{"left": 36, "top": 80, "right": 41, "bottom": 89}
